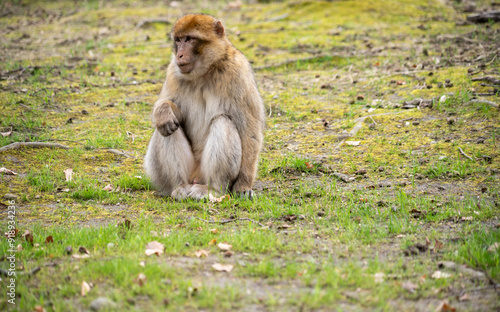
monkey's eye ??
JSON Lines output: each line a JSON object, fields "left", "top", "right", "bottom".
{"left": 185, "top": 36, "right": 192, "bottom": 42}
{"left": 175, "top": 37, "right": 180, "bottom": 42}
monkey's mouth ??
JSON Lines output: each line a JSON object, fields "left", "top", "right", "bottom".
{"left": 177, "top": 62, "right": 194, "bottom": 74}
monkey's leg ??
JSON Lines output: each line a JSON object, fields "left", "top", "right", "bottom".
{"left": 144, "top": 128, "right": 195, "bottom": 197}
{"left": 198, "top": 115, "right": 242, "bottom": 197}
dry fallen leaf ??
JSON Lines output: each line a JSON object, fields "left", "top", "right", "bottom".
{"left": 487, "top": 242, "right": 499, "bottom": 252}
{"left": 0, "top": 167, "right": 17, "bottom": 175}
{"left": 34, "top": 305, "right": 46, "bottom": 312}
{"left": 64, "top": 168, "right": 73, "bottom": 182}
{"left": 45, "top": 236, "right": 54, "bottom": 244}
{"left": 212, "top": 263, "right": 233, "bottom": 272}
{"left": 103, "top": 184, "right": 114, "bottom": 191}
{"left": 209, "top": 228, "right": 219, "bottom": 234}
{"left": 1, "top": 127, "right": 12, "bottom": 137}
{"left": 436, "top": 300, "right": 456, "bottom": 312}
{"left": 374, "top": 272, "right": 385, "bottom": 283}
{"left": 81, "top": 281, "right": 91, "bottom": 296}
{"left": 217, "top": 242, "right": 232, "bottom": 251}
{"left": 345, "top": 141, "right": 361, "bottom": 146}
{"left": 22, "top": 230, "right": 34, "bottom": 244}
{"left": 208, "top": 239, "right": 217, "bottom": 245}
{"left": 209, "top": 193, "right": 229, "bottom": 203}
{"left": 72, "top": 254, "right": 90, "bottom": 260}
{"left": 78, "top": 246, "right": 90, "bottom": 255}
{"left": 145, "top": 241, "right": 165, "bottom": 256}
{"left": 305, "top": 162, "right": 314, "bottom": 169}
{"left": 458, "top": 293, "right": 469, "bottom": 301}
{"left": 434, "top": 239, "right": 444, "bottom": 251}
{"left": 134, "top": 273, "right": 147, "bottom": 286}
{"left": 431, "top": 270, "right": 450, "bottom": 279}
{"left": 401, "top": 281, "right": 419, "bottom": 293}
{"left": 17, "top": 244, "right": 22, "bottom": 252}
{"left": 195, "top": 249, "right": 209, "bottom": 258}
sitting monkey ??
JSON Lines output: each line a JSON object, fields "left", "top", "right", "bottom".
{"left": 144, "top": 14, "right": 265, "bottom": 200}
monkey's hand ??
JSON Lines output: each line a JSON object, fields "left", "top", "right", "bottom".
{"left": 153, "top": 101, "right": 180, "bottom": 137}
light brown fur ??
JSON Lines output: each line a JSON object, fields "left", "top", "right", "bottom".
{"left": 144, "top": 14, "right": 265, "bottom": 200}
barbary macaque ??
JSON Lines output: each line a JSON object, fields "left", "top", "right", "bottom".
{"left": 144, "top": 14, "right": 265, "bottom": 200}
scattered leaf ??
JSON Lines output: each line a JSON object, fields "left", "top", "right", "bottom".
{"left": 396, "top": 80, "right": 406, "bottom": 85}
{"left": 305, "top": 162, "right": 314, "bottom": 169}
{"left": 209, "top": 228, "right": 219, "bottom": 234}
{"left": 1, "top": 127, "right": 12, "bottom": 137}
{"left": 4, "top": 228, "right": 19, "bottom": 238}
{"left": 134, "top": 273, "right": 147, "bottom": 286}
{"left": 0, "top": 167, "right": 17, "bottom": 175}
{"left": 22, "top": 230, "right": 34, "bottom": 244}
{"left": 432, "top": 270, "right": 451, "bottom": 279}
{"left": 217, "top": 242, "right": 232, "bottom": 251}
{"left": 72, "top": 254, "right": 90, "bottom": 260}
{"left": 45, "top": 236, "right": 54, "bottom": 244}
{"left": 81, "top": 281, "right": 91, "bottom": 296}
{"left": 64, "top": 168, "right": 73, "bottom": 182}
{"left": 209, "top": 193, "right": 229, "bottom": 203}
{"left": 345, "top": 141, "right": 361, "bottom": 146}
{"left": 487, "top": 242, "right": 499, "bottom": 252}
{"left": 103, "top": 184, "right": 114, "bottom": 191}
{"left": 208, "top": 239, "right": 217, "bottom": 245}
{"left": 195, "top": 249, "right": 209, "bottom": 258}
{"left": 78, "top": 246, "right": 90, "bottom": 255}
{"left": 374, "top": 272, "right": 385, "bottom": 283}
{"left": 401, "top": 281, "right": 419, "bottom": 293}
{"left": 434, "top": 239, "right": 444, "bottom": 251}
{"left": 436, "top": 301, "right": 456, "bottom": 312}
{"left": 34, "top": 305, "right": 46, "bottom": 312}
{"left": 212, "top": 263, "right": 233, "bottom": 272}
{"left": 145, "top": 241, "right": 165, "bottom": 256}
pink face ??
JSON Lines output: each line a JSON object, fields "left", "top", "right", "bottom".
{"left": 174, "top": 36, "right": 198, "bottom": 74}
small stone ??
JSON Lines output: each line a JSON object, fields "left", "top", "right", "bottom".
{"left": 378, "top": 166, "right": 384, "bottom": 172}
{"left": 437, "top": 82, "right": 443, "bottom": 88}
{"left": 81, "top": 109, "right": 89, "bottom": 115}
{"left": 445, "top": 79, "right": 450, "bottom": 83}
{"left": 439, "top": 95, "right": 447, "bottom": 103}
{"left": 447, "top": 117, "right": 455, "bottom": 125}
{"left": 356, "top": 95, "right": 365, "bottom": 100}
{"left": 184, "top": 242, "right": 190, "bottom": 247}
{"left": 3, "top": 194, "right": 18, "bottom": 200}
{"left": 89, "top": 297, "right": 117, "bottom": 311}
{"left": 224, "top": 250, "right": 234, "bottom": 258}
{"left": 444, "top": 83, "right": 453, "bottom": 88}
{"left": 317, "top": 211, "right": 326, "bottom": 217}
{"left": 412, "top": 121, "right": 420, "bottom": 125}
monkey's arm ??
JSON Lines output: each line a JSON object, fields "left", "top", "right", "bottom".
{"left": 153, "top": 100, "right": 184, "bottom": 137}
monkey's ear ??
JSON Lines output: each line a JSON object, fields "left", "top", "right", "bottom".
{"left": 215, "top": 20, "right": 225, "bottom": 37}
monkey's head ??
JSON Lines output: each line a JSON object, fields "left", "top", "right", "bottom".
{"left": 171, "top": 14, "right": 228, "bottom": 79}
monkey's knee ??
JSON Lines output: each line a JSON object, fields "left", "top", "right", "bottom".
{"left": 201, "top": 115, "right": 242, "bottom": 192}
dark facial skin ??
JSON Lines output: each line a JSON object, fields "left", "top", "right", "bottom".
{"left": 174, "top": 36, "right": 198, "bottom": 74}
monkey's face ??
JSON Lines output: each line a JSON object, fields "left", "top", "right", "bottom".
{"left": 174, "top": 35, "right": 199, "bottom": 74}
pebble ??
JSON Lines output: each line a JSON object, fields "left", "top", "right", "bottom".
{"left": 90, "top": 297, "right": 117, "bottom": 311}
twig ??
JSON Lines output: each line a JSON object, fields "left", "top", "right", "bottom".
{"left": 464, "top": 99, "right": 498, "bottom": 108}
{"left": 471, "top": 76, "right": 500, "bottom": 84}
{"left": 0, "top": 142, "right": 70, "bottom": 153}
{"left": 458, "top": 147, "right": 474, "bottom": 161}
{"left": 192, "top": 216, "right": 264, "bottom": 227}
{"left": 106, "top": 149, "right": 136, "bottom": 159}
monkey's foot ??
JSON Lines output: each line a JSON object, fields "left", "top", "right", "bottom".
{"left": 171, "top": 184, "right": 212, "bottom": 201}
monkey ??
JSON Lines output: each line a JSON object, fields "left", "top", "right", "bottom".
{"left": 144, "top": 14, "right": 265, "bottom": 201}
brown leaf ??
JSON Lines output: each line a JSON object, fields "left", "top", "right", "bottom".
{"left": 4, "top": 228, "right": 19, "bottom": 238}
{"left": 436, "top": 301, "right": 456, "bottom": 312}
{"left": 134, "top": 273, "right": 147, "bottom": 286}
{"left": 63, "top": 168, "right": 73, "bottom": 182}
{"left": 22, "top": 230, "right": 34, "bottom": 244}
{"left": 81, "top": 281, "right": 91, "bottom": 296}
{"left": 0, "top": 167, "right": 17, "bottom": 175}
{"left": 195, "top": 249, "right": 209, "bottom": 258}
{"left": 212, "top": 263, "right": 233, "bottom": 272}
{"left": 305, "top": 162, "right": 313, "bottom": 169}
{"left": 208, "top": 239, "right": 217, "bottom": 245}
{"left": 145, "top": 241, "right": 164, "bottom": 256}
{"left": 209, "top": 228, "right": 219, "bottom": 234}
{"left": 103, "top": 184, "right": 114, "bottom": 191}
{"left": 396, "top": 80, "right": 406, "bottom": 85}
{"left": 217, "top": 242, "right": 232, "bottom": 251}
{"left": 45, "top": 236, "right": 54, "bottom": 244}
{"left": 434, "top": 239, "right": 444, "bottom": 251}
{"left": 33, "top": 305, "right": 46, "bottom": 312}
{"left": 209, "top": 193, "right": 229, "bottom": 203}
{"left": 78, "top": 246, "right": 90, "bottom": 255}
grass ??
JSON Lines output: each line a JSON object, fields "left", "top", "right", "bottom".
{"left": 1, "top": 0, "right": 499, "bottom": 311}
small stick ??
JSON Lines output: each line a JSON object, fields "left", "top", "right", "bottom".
{"left": 458, "top": 147, "right": 474, "bottom": 161}
{"left": 192, "top": 216, "right": 264, "bottom": 227}
{"left": 0, "top": 142, "right": 70, "bottom": 153}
